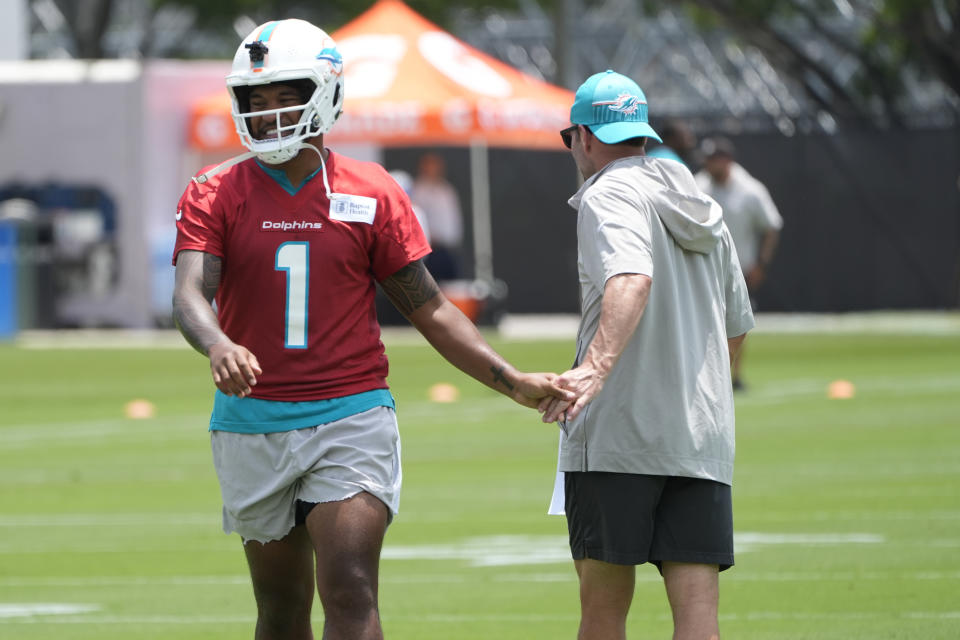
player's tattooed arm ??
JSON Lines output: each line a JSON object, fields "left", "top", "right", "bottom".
{"left": 384, "top": 260, "right": 572, "bottom": 408}
{"left": 172, "top": 250, "right": 228, "bottom": 356}
{"left": 490, "top": 365, "right": 515, "bottom": 391}
{"left": 173, "top": 250, "right": 261, "bottom": 397}
{"left": 379, "top": 260, "right": 441, "bottom": 316}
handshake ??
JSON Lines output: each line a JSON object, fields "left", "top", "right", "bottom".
{"left": 506, "top": 362, "right": 605, "bottom": 425}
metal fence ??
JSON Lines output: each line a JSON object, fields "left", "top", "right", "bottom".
{"left": 386, "top": 125, "right": 960, "bottom": 316}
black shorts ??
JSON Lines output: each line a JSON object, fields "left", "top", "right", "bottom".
{"left": 565, "top": 471, "right": 734, "bottom": 571}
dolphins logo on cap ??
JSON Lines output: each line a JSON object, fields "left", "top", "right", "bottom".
{"left": 593, "top": 92, "right": 646, "bottom": 116}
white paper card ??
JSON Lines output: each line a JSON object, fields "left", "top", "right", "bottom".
{"left": 548, "top": 433, "right": 566, "bottom": 515}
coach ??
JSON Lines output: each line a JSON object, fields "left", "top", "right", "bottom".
{"left": 541, "top": 70, "right": 755, "bottom": 640}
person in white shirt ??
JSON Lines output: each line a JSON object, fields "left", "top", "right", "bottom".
{"left": 411, "top": 153, "right": 463, "bottom": 282}
{"left": 646, "top": 119, "right": 696, "bottom": 166}
{"left": 388, "top": 169, "right": 430, "bottom": 244}
{"left": 696, "top": 136, "right": 783, "bottom": 390}
{"left": 542, "top": 70, "right": 754, "bottom": 640}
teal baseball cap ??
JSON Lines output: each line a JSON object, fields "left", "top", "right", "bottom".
{"left": 570, "top": 70, "right": 662, "bottom": 145}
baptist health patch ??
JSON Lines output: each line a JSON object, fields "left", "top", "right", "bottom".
{"left": 329, "top": 194, "right": 377, "bottom": 225}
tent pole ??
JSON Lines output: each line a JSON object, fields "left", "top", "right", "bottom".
{"left": 469, "top": 138, "right": 493, "bottom": 286}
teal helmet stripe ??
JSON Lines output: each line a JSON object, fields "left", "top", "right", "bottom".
{"left": 252, "top": 21, "right": 278, "bottom": 69}
{"left": 258, "top": 21, "right": 278, "bottom": 42}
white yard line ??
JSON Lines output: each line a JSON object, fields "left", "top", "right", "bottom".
{"left": 0, "top": 513, "right": 216, "bottom": 527}
{"left": 12, "top": 311, "right": 960, "bottom": 350}
{"left": 750, "top": 311, "right": 960, "bottom": 335}
{"left": 0, "top": 613, "right": 255, "bottom": 624}
{"left": 15, "top": 330, "right": 191, "bottom": 350}
{"left": 497, "top": 311, "right": 960, "bottom": 339}
{"left": 3, "top": 508, "right": 953, "bottom": 529}
{"left": 0, "top": 529, "right": 913, "bottom": 556}
{"left": 2, "top": 610, "right": 959, "bottom": 624}
{"left": 3, "top": 569, "right": 958, "bottom": 590}
{"left": 384, "top": 533, "right": 890, "bottom": 567}
{"left": 0, "top": 603, "right": 100, "bottom": 619}
{"left": 0, "top": 576, "right": 249, "bottom": 587}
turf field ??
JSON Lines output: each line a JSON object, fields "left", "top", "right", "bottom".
{"left": 1, "top": 322, "right": 958, "bottom": 639}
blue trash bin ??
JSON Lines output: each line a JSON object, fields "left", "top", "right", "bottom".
{"left": 0, "top": 222, "right": 17, "bottom": 339}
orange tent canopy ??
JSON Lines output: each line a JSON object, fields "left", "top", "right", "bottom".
{"left": 188, "top": 0, "right": 574, "bottom": 152}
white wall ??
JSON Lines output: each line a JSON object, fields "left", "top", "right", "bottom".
{"left": 0, "top": 0, "right": 28, "bottom": 60}
{"left": 142, "top": 60, "right": 233, "bottom": 323}
{"left": 0, "top": 60, "right": 233, "bottom": 328}
{"left": 0, "top": 60, "right": 149, "bottom": 327}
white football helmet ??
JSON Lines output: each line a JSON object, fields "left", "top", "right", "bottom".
{"left": 226, "top": 19, "right": 344, "bottom": 165}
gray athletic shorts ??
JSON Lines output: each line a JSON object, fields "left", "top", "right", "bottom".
{"left": 210, "top": 406, "right": 401, "bottom": 544}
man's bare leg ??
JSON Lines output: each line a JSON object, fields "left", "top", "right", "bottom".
{"left": 575, "top": 558, "right": 636, "bottom": 640}
{"left": 662, "top": 561, "right": 720, "bottom": 640}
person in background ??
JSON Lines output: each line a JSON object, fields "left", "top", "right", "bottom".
{"left": 646, "top": 119, "right": 697, "bottom": 167}
{"left": 543, "top": 69, "right": 754, "bottom": 640}
{"left": 696, "top": 136, "right": 783, "bottom": 391}
{"left": 172, "top": 19, "right": 573, "bottom": 640}
{"left": 389, "top": 169, "right": 430, "bottom": 244}
{"left": 411, "top": 152, "right": 464, "bottom": 282}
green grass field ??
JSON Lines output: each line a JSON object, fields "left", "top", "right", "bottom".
{"left": 1, "top": 325, "right": 958, "bottom": 639}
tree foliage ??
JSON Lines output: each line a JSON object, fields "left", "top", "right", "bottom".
{"left": 150, "top": 0, "right": 525, "bottom": 28}
{"left": 46, "top": 0, "right": 958, "bottom": 128}
{"left": 50, "top": 0, "right": 115, "bottom": 58}
{"left": 49, "top": 0, "right": 530, "bottom": 60}
{"left": 662, "top": 0, "right": 960, "bottom": 126}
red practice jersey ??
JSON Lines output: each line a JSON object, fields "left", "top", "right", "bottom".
{"left": 173, "top": 151, "right": 431, "bottom": 401}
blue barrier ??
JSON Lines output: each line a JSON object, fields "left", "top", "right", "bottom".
{"left": 0, "top": 223, "right": 16, "bottom": 339}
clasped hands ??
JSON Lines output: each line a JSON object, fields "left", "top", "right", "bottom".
{"left": 514, "top": 364, "right": 604, "bottom": 425}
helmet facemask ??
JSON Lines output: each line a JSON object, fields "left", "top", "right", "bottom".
{"left": 230, "top": 79, "right": 341, "bottom": 165}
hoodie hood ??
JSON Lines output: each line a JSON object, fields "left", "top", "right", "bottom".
{"left": 570, "top": 156, "right": 723, "bottom": 254}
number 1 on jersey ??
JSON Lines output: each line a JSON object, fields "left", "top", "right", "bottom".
{"left": 275, "top": 242, "right": 309, "bottom": 349}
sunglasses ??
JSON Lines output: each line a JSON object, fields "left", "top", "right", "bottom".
{"left": 560, "top": 124, "right": 590, "bottom": 149}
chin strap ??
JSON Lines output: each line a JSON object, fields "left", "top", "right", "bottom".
{"left": 191, "top": 144, "right": 332, "bottom": 195}
{"left": 300, "top": 143, "right": 333, "bottom": 198}
{"left": 192, "top": 151, "right": 257, "bottom": 184}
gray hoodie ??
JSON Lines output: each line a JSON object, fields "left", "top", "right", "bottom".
{"left": 560, "top": 155, "right": 754, "bottom": 484}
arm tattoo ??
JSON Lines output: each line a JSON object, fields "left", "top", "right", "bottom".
{"left": 172, "top": 251, "right": 224, "bottom": 355}
{"left": 201, "top": 253, "right": 222, "bottom": 302}
{"left": 380, "top": 260, "right": 440, "bottom": 316}
{"left": 490, "top": 366, "right": 514, "bottom": 391}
